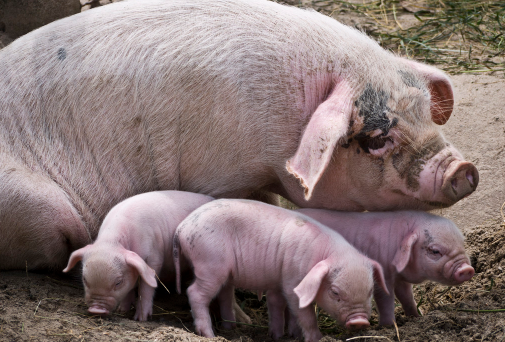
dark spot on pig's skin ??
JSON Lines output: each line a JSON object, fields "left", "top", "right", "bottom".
{"left": 392, "top": 137, "right": 446, "bottom": 191}
{"left": 355, "top": 84, "right": 394, "bottom": 135}
{"left": 356, "top": 148, "right": 360, "bottom": 154}
{"left": 424, "top": 229, "right": 434, "bottom": 245}
{"left": 57, "top": 48, "right": 66, "bottom": 61}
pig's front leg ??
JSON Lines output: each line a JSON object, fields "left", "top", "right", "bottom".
{"left": 266, "top": 290, "right": 287, "bottom": 339}
{"left": 373, "top": 286, "right": 396, "bottom": 326}
{"left": 394, "top": 281, "right": 419, "bottom": 318}
{"left": 286, "top": 291, "right": 322, "bottom": 342}
{"left": 133, "top": 279, "right": 156, "bottom": 321}
{"left": 118, "top": 289, "right": 135, "bottom": 313}
{"left": 285, "top": 307, "right": 303, "bottom": 339}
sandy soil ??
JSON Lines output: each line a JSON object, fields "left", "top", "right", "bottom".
{"left": 1, "top": 2, "right": 504, "bottom": 342}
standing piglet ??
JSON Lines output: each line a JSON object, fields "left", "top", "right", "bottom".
{"left": 298, "top": 209, "right": 474, "bottom": 325}
{"left": 173, "top": 199, "right": 388, "bottom": 341}
{"left": 63, "top": 191, "right": 214, "bottom": 321}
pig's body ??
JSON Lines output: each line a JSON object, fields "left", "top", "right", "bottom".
{"left": 63, "top": 191, "right": 214, "bottom": 321}
{"left": 0, "top": 0, "right": 477, "bottom": 270}
{"left": 174, "top": 199, "right": 387, "bottom": 341}
{"left": 298, "top": 209, "right": 474, "bottom": 325}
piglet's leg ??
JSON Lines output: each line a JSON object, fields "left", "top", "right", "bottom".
{"left": 233, "top": 298, "right": 252, "bottom": 324}
{"left": 217, "top": 281, "right": 236, "bottom": 330}
{"left": 266, "top": 290, "right": 287, "bottom": 340}
{"left": 285, "top": 307, "right": 303, "bottom": 339}
{"left": 374, "top": 286, "right": 396, "bottom": 326}
{"left": 394, "top": 281, "right": 419, "bottom": 317}
{"left": 285, "top": 291, "right": 322, "bottom": 342}
{"left": 118, "top": 289, "right": 135, "bottom": 313}
{"left": 294, "top": 305, "right": 322, "bottom": 342}
{"left": 134, "top": 280, "right": 156, "bottom": 321}
{"left": 187, "top": 278, "right": 223, "bottom": 338}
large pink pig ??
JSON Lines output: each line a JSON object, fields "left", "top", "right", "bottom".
{"left": 62, "top": 191, "right": 216, "bottom": 321}
{"left": 298, "top": 209, "right": 474, "bottom": 325}
{"left": 0, "top": 0, "right": 477, "bottom": 271}
{"left": 173, "top": 199, "right": 388, "bottom": 341}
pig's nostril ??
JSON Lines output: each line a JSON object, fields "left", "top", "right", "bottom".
{"left": 451, "top": 178, "right": 458, "bottom": 192}
{"left": 466, "top": 170, "right": 474, "bottom": 187}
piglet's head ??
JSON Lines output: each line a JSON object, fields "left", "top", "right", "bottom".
{"left": 294, "top": 257, "right": 388, "bottom": 330}
{"left": 392, "top": 216, "right": 474, "bottom": 286}
{"left": 63, "top": 244, "right": 157, "bottom": 315}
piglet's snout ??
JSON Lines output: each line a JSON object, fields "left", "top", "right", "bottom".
{"left": 88, "top": 305, "right": 110, "bottom": 315}
{"left": 454, "top": 263, "right": 475, "bottom": 283}
{"left": 345, "top": 314, "right": 370, "bottom": 330}
{"left": 442, "top": 161, "right": 479, "bottom": 202}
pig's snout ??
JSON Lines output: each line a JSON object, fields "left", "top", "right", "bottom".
{"left": 88, "top": 305, "right": 110, "bottom": 315}
{"left": 442, "top": 161, "right": 479, "bottom": 202}
{"left": 345, "top": 314, "right": 370, "bottom": 330}
{"left": 454, "top": 263, "right": 475, "bottom": 284}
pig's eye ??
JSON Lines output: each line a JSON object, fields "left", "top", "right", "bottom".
{"left": 356, "top": 134, "right": 394, "bottom": 155}
{"left": 115, "top": 279, "right": 123, "bottom": 288}
{"left": 427, "top": 247, "right": 442, "bottom": 259}
{"left": 367, "top": 136, "right": 388, "bottom": 150}
{"left": 330, "top": 289, "right": 341, "bottom": 301}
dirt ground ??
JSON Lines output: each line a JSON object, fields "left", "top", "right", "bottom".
{"left": 1, "top": 1, "right": 505, "bottom": 342}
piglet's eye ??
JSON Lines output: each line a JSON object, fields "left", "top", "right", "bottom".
{"left": 427, "top": 247, "right": 443, "bottom": 259}
{"left": 330, "top": 289, "right": 340, "bottom": 301}
{"left": 115, "top": 279, "right": 123, "bottom": 287}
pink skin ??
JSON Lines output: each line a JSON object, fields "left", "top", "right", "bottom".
{"left": 0, "top": 0, "right": 478, "bottom": 271}
{"left": 63, "top": 191, "right": 214, "bottom": 321}
{"left": 174, "top": 199, "right": 389, "bottom": 341}
{"left": 298, "top": 209, "right": 474, "bottom": 326}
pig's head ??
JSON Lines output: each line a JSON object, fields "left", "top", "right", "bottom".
{"left": 391, "top": 215, "right": 474, "bottom": 285}
{"left": 294, "top": 257, "right": 388, "bottom": 330}
{"left": 283, "top": 60, "right": 478, "bottom": 212}
{"left": 63, "top": 244, "right": 157, "bottom": 315}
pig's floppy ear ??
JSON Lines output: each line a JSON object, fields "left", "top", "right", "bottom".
{"left": 125, "top": 251, "right": 158, "bottom": 288}
{"left": 370, "top": 260, "right": 390, "bottom": 295}
{"left": 293, "top": 260, "right": 330, "bottom": 308}
{"left": 406, "top": 60, "right": 454, "bottom": 125}
{"left": 286, "top": 80, "right": 354, "bottom": 201}
{"left": 63, "top": 245, "right": 92, "bottom": 272}
{"left": 392, "top": 232, "right": 418, "bottom": 274}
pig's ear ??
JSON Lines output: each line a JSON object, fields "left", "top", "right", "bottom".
{"left": 406, "top": 60, "right": 454, "bottom": 125}
{"left": 125, "top": 251, "right": 158, "bottom": 288}
{"left": 63, "top": 245, "right": 92, "bottom": 272}
{"left": 392, "top": 232, "right": 418, "bottom": 274}
{"left": 370, "top": 260, "right": 389, "bottom": 295}
{"left": 293, "top": 260, "right": 330, "bottom": 308}
{"left": 286, "top": 81, "right": 354, "bottom": 201}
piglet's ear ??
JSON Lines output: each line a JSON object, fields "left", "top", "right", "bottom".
{"left": 370, "top": 260, "right": 389, "bottom": 295}
{"left": 392, "top": 232, "right": 418, "bottom": 274}
{"left": 63, "top": 245, "right": 92, "bottom": 272}
{"left": 406, "top": 60, "right": 454, "bottom": 125}
{"left": 125, "top": 251, "right": 158, "bottom": 288}
{"left": 286, "top": 80, "right": 354, "bottom": 201}
{"left": 294, "top": 260, "right": 330, "bottom": 308}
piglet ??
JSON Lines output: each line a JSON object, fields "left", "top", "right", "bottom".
{"left": 298, "top": 209, "right": 474, "bottom": 325}
{"left": 173, "top": 199, "right": 388, "bottom": 341}
{"left": 63, "top": 191, "right": 214, "bottom": 321}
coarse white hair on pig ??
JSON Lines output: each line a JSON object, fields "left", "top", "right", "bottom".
{"left": 0, "top": 0, "right": 477, "bottom": 270}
